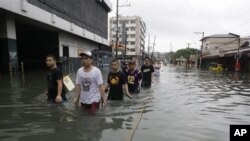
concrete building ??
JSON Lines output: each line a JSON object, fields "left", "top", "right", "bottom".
{"left": 0, "top": 0, "right": 112, "bottom": 72}
{"left": 109, "top": 16, "right": 146, "bottom": 58}
{"left": 201, "top": 33, "right": 250, "bottom": 71}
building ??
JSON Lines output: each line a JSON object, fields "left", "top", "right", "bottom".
{"left": 201, "top": 33, "right": 240, "bottom": 58}
{"left": 0, "top": 0, "right": 112, "bottom": 72}
{"left": 109, "top": 16, "right": 146, "bottom": 59}
{"left": 201, "top": 33, "right": 250, "bottom": 71}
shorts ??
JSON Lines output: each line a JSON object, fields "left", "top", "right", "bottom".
{"left": 81, "top": 102, "right": 100, "bottom": 115}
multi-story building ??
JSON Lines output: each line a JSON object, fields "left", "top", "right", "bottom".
{"left": 109, "top": 16, "right": 146, "bottom": 58}
{"left": 0, "top": 0, "right": 112, "bottom": 72}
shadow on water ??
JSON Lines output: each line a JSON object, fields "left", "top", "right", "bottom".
{"left": 1, "top": 66, "right": 250, "bottom": 141}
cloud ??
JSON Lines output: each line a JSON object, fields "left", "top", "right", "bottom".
{"left": 108, "top": 0, "right": 250, "bottom": 52}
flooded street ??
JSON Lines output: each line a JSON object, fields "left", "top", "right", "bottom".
{"left": 1, "top": 66, "right": 250, "bottom": 141}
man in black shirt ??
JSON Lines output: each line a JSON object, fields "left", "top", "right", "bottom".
{"left": 105, "top": 59, "right": 132, "bottom": 100}
{"left": 141, "top": 57, "right": 155, "bottom": 88}
{"left": 46, "top": 54, "right": 66, "bottom": 103}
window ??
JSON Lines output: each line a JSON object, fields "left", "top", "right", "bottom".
{"left": 130, "top": 27, "right": 135, "bottom": 31}
{"left": 63, "top": 46, "right": 69, "bottom": 57}
{"left": 130, "top": 41, "right": 135, "bottom": 45}
{"left": 62, "top": 46, "right": 69, "bottom": 62}
{"left": 130, "top": 20, "right": 135, "bottom": 24}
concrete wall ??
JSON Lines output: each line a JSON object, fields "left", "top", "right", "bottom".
{"left": 27, "top": 0, "right": 109, "bottom": 39}
{"left": 58, "top": 31, "right": 99, "bottom": 73}
{"left": 0, "top": 0, "right": 109, "bottom": 46}
{"left": 59, "top": 32, "right": 98, "bottom": 58}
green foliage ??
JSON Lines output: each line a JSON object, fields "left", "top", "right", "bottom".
{"left": 174, "top": 48, "right": 199, "bottom": 59}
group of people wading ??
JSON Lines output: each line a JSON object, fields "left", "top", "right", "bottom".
{"left": 45, "top": 51, "right": 161, "bottom": 115}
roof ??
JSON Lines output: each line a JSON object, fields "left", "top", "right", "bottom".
{"left": 201, "top": 33, "right": 239, "bottom": 41}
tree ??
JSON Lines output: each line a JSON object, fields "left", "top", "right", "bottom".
{"left": 175, "top": 48, "right": 199, "bottom": 59}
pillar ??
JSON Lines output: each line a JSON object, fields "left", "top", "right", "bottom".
{"left": 0, "top": 14, "right": 18, "bottom": 72}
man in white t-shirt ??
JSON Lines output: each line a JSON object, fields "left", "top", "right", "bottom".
{"left": 75, "top": 51, "right": 107, "bottom": 115}
{"left": 154, "top": 61, "right": 161, "bottom": 76}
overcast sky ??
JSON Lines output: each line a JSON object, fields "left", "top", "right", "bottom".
{"left": 108, "top": 0, "right": 250, "bottom": 52}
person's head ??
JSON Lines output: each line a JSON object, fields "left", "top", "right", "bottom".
{"left": 79, "top": 51, "right": 93, "bottom": 67}
{"left": 111, "top": 59, "right": 120, "bottom": 72}
{"left": 46, "top": 54, "right": 57, "bottom": 69}
{"left": 144, "top": 57, "right": 150, "bottom": 65}
{"left": 128, "top": 60, "right": 136, "bottom": 70}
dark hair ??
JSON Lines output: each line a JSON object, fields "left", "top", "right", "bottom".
{"left": 128, "top": 60, "right": 136, "bottom": 65}
{"left": 46, "top": 54, "right": 57, "bottom": 61}
{"left": 111, "top": 59, "right": 119, "bottom": 64}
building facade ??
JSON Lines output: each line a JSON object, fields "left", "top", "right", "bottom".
{"left": 0, "top": 0, "right": 112, "bottom": 72}
{"left": 109, "top": 16, "right": 146, "bottom": 58}
{"left": 201, "top": 33, "right": 250, "bottom": 71}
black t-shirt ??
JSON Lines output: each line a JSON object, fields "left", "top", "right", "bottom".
{"left": 107, "top": 71, "right": 126, "bottom": 100}
{"left": 141, "top": 64, "right": 154, "bottom": 82}
{"left": 121, "top": 61, "right": 128, "bottom": 72}
{"left": 47, "top": 67, "right": 66, "bottom": 101}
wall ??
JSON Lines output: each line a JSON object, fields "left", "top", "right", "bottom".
{"left": 27, "top": 0, "right": 108, "bottom": 38}
{"left": 59, "top": 32, "right": 98, "bottom": 58}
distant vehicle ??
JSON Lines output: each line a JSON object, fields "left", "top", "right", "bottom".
{"left": 209, "top": 63, "right": 223, "bottom": 72}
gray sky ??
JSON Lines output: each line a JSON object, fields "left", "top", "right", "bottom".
{"left": 108, "top": 0, "right": 250, "bottom": 52}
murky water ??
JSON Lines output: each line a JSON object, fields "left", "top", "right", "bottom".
{"left": 0, "top": 66, "right": 250, "bottom": 141}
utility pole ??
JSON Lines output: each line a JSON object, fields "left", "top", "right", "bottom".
{"left": 115, "top": 0, "right": 130, "bottom": 59}
{"left": 151, "top": 35, "right": 156, "bottom": 59}
{"left": 228, "top": 33, "right": 241, "bottom": 72}
{"left": 115, "top": 0, "right": 119, "bottom": 58}
{"left": 147, "top": 34, "right": 150, "bottom": 56}
{"left": 186, "top": 43, "right": 191, "bottom": 48}
{"left": 194, "top": 32, "right": 204, "bottom": 69}
{"left": 124, "top": 32, "right": 127, "bottom": 59}
{"left": 186, "top": 43, "right": 191, "bottom": 69}
{"left": 235, "top": 37, "right": 241, "bottom": 72}
{"left": 170, "top": 42, "right": 173, "bottom": 52}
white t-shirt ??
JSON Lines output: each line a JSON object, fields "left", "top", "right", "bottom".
{"left": 76, "top": 66, "right": 103, "bottom": 104}
{"left": 154, "top": 63, "right": 161, "bottom": 76}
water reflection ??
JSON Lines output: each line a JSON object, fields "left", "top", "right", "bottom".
{"left": 1, "top": 67, "right": 250, "bottom": 141}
